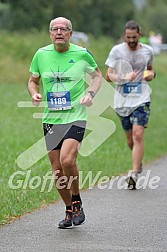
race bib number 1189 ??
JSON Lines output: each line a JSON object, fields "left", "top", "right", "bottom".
{"left": 47, "top": 91, "right": 71, "bottom": 110}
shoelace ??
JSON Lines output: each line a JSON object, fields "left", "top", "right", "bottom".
{"left": 65, "top": 210, "right": 72, "bottom": 220}
{"left": 72, "top": 201, "right": 81, "bottom": 216}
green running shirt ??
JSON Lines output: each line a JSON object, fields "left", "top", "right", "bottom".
{"left": 29, "top": 43, "right": 98, "bottom": 124}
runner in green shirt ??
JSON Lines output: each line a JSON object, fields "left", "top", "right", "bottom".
{"left": 28, "top": 17, "right": 102, "bottom": 229}
{"left": 29, "top": 43, "right": 98, "bottom": 124}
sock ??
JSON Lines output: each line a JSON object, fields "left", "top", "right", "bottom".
{"left": 72, "top": 194, "right": 82, "bottom": 204}
{"left": 132, "top": 171, "right": 138, "bottom": 177}
{"left": 66, "top": 205, "right": 72, "bottom": 211}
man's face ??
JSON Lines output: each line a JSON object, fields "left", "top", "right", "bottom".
{"left": 50, "top": 19, "right": 72, "bottom": 47}
{"left": 124, "top": 29, "right": 140, "bottom": 49}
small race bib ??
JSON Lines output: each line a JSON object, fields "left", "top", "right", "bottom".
{"left": 123, "top": 82, "right": 142, "bottom": 95}
{"left": 47, "top": 91, "right": 71, "bottom": 110}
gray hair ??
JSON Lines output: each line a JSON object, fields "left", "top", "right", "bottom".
{"left": 49, "top": 17, "right": 72, "bottom": 30}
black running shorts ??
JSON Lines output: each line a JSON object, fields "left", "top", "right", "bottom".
{"left": 43, "top": 121, "right": 86, "bottom": 151}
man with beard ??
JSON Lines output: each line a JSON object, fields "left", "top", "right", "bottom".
{"left": 105, "top": 20, "right": 156, "bottom": 189}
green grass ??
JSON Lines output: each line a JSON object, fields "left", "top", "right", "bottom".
{"left": 0, "top": 32, "right": 167, "bottom": 225}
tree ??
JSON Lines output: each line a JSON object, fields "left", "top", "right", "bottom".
{"left": 8, "top": 0, "right": 53, "bottom": 31}
{"left": 52, "top": 0, "right": 135, "bottom": 38}
{"left": 135, "top": 0, "right": 167, "bottom": 42}
{"left": 1, "top": 0, "right": 135, "bottom": 38}
{"left": 3, "top": 0, "right": 167, "bottom": 43}
{"left": 0, "top": 1, "right": 10, "bottom": 29}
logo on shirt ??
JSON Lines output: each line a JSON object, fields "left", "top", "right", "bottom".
{"left": 45, "top": 67, "right": 75, "bottom": 91}
{"left": 69, "top": 59, "right": 75, "bottom": 63}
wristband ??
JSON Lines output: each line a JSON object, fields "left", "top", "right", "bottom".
{"left": 88, "top": 91, "right": 95, "bottom": 98}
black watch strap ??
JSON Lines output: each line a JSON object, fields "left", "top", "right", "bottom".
{"left": 88, "top": 91, "right": 95, "bottom": 98}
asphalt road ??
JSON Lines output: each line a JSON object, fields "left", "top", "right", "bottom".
{"left": 0, "top": 156, "right": 167, "bottom": 252}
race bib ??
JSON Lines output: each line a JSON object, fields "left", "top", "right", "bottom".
{"left": 47, "top": 91, "right": 71, "bottom": 110}
{"left": 123, "top": 82, "right": 142, "bottom": 95}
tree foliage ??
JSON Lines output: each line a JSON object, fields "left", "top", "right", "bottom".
{"left": 8, "top": 0, "right": 53, "bottom": 30}
{"left": 135, "top": 0, "right": 167, "bottom": 42}
{"left": 51, "top": 0, "right": 135, "bottom": 38}
{"left": 0, "top": 0, "right": 167, "bottom": 41}
{"left": 0, "top": 0, "right": 135, "bottom": 39}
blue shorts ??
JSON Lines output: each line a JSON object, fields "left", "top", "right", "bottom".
{"left": 118, "top": 102, "right": 150, "bottom": 131}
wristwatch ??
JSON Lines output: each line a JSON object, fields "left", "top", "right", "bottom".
{"left": 88, "top": 91, "right": 95, "bottom": 98}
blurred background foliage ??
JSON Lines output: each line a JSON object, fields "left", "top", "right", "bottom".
{"left": 1, "top": 0, "right": 167, "bottom": 41}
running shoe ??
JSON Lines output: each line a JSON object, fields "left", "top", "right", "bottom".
{"left": 58, "top": 210, "right": 73, "bottom": 229}
{"left": 72, "top": 201, "right": 85, "bottom": 226}
{"left": 126, "top": 173, "right": 138, "bottom": 190}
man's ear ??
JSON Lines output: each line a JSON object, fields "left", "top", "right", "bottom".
{"left": 70, "top": 30, "right": 73, "bottom": 38}
{"left": 105, "top": 69, "right": 112, "bottom": 82}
